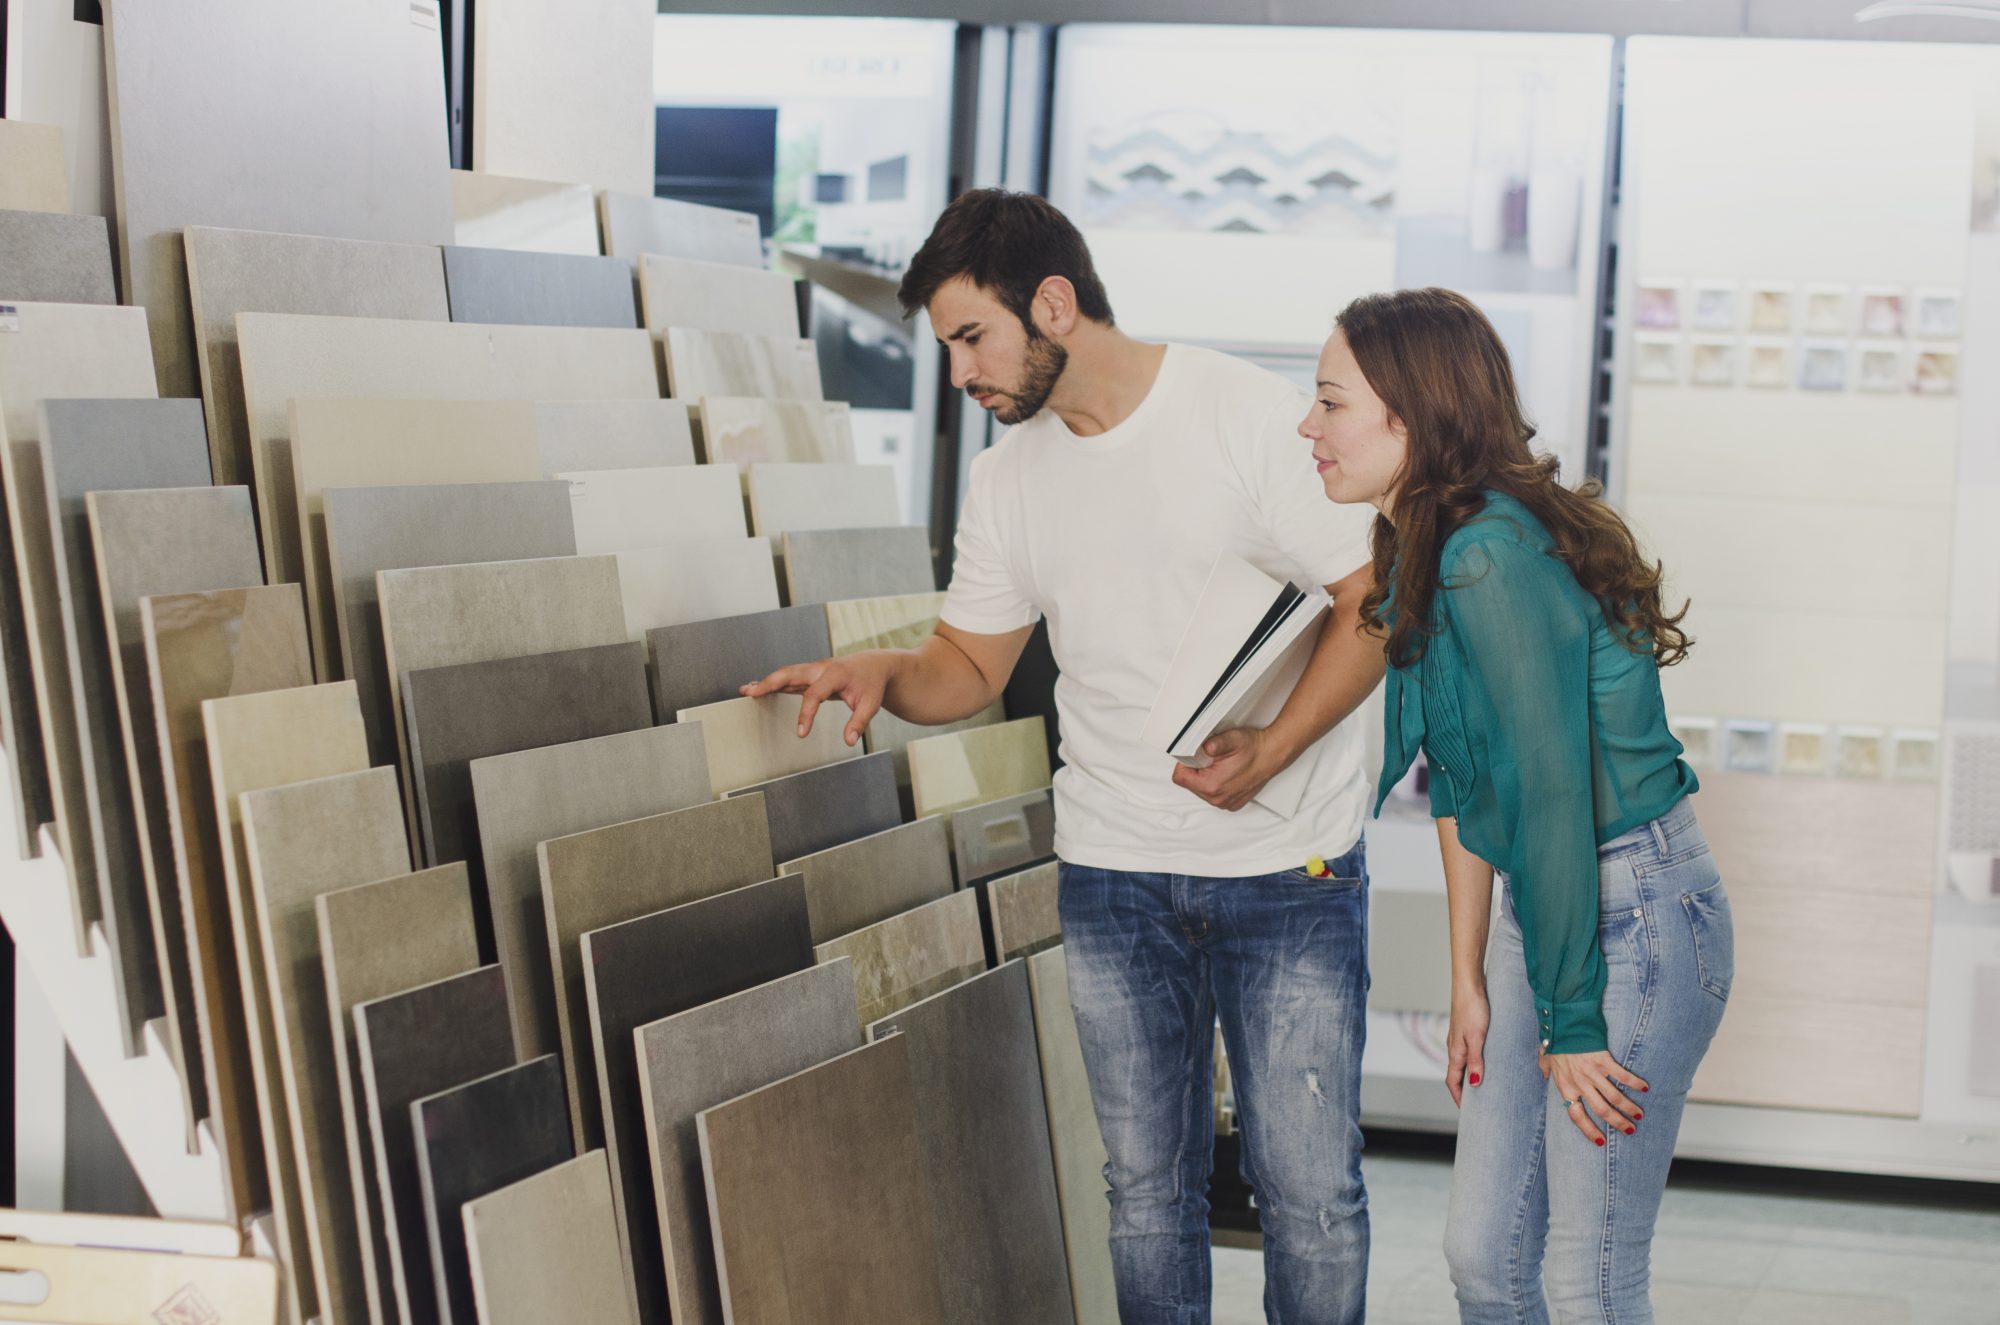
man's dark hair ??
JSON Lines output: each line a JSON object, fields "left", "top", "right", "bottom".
{"left": 897, "top": 188, "right": 1116, "bottom": 328}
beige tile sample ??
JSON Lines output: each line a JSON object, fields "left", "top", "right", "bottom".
{"left": 662, "top": 329, "right": 823, "bottom": 401}
{"left": 557, "top": 465, "right": 746, "bottom": 556}
{"left": 533, "top": 401, "right": 697, "bottom": 474}
{"left": 1026, "top": 946, "right": 1118, "bottom": 1325}
{"left": 639, "top": 255, "right": 799, "bottom": 338}
{"left": 909, "top": 718, "right": 1054, "bottom": 821}
{"left": 990, "top": 862, "right": 1062, "bottom": 962}
{"left": 813, "top": 890, "right": 986, "bottom": 1032}
{"left": 746, "top": 463, "right": 900, "bottom": 545}
{"left": 0, "top": 118, "right": 71, "bottom": 212}
{"left": 696, "top": 397, "right": 854, "bottom": 469}
{"left": 464, "top": 1150, "right": 638, "bottom": 1325}
{"left": 141, "top": 585, "right": 313, "bottom": 1224}
{"left": 241, "top": 767, "right": 413, "bottom": 1325}
{"left": 0, "top": 1240, "right": 280, "bottom": 1323}
{"left": 597, "top": 191, "right": 764, "bottom": 267}
{"left": 472, "top": 0, "right": 656, "bottom": 197}
{"left": 611, "top": 539, "right": 780, "bottom": 640}
{"left": 451, "top": 169, "right": 600, "bottom": 256}
{"left": 675, "top": 695, "right": 863, "bottom": 797}
{"left": 826, "top": 592, "right": 1007, "bottom": 787}
{"left": 780, "top": 816, "right": 955, "bottom": 946}
{"left": 536, "top": 795, "right": 774, "bottom": 1148}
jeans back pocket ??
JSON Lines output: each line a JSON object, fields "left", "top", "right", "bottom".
{"left": 1679, "top": 878, "right": 1734, "bottom": 1002}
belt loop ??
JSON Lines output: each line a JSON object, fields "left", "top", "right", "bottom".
{"left": 1648, "top": 816, "right": 1669, "bottom": 856}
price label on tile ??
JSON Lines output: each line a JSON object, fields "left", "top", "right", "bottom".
{"left": 0, "top": 305, "right": 18, "bottom": 333}
{"left": 410, "top": 1, "right": 440, "bottom": 30}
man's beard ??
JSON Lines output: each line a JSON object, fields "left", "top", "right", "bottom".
{"left": 986, "top": 332, "right": 1068, "bottom": 426}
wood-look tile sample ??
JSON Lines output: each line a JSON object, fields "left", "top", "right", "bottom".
{"left": 909, "top": 718, "right": 1054, "bottom": 822}
{"left": 989, "top": 862, "right": 1061, "bottom": 963}
{"left": 182, "top": 226, "right": 449, "bottom": 492}
{"left": 746, "top": 464, "right": 899, "bottom": 546}
{"left": 727, "top": 751, "right": 901, "bottom": 867}
{"left": 583, "top": 876, "right": 814, "bottom": 1325}
{"left": 472, "top": 0, "right": 655, "bottom": 197}
{"left": 353, "top": 967, "right": 516, "bottom": 1325}
{"left": 869, "top": 962, "right": 1072, "bottom": 1325}
{"left": 291, "top": 396, "right": 547, "bottom": 681}
{"left": 141, "top": 585, "right": 313, "bottom": 1223}
{"left": 0, "top": 301, "right": 157, "bottom": 873}
{"left": 450, "top": 170, "right": 600, "bottom": 257}
{"left": 537, "top": 796, "right": 774, "bottom": 1148}
{"left": 203, "top": 680, "right": 370, "bottom": 1319}
{"left": 442, "top": 246, "right": 639, "bottom": 329}
{"left": 597, "top": 191, "right": 764, "bottom": 267}
{"left": 0, "top": 118, "right": 70, "bottom": 211}
{"left": 675, "top": 695, "right": 862, "bottom": 798}
{"left": 781, "top": 526, "right": 934, "bottom": 607}
{"left": 780, "top": 815, "right": 954, "bottom": 947}
{"left": 470, "top": 724, "right": 712, "bottom": 1062}
{"left": 825, "top": 591, "right": 1007, "bottom": 788}
{"left": 695, "top": 397, "right": 853, "bottom": 469}
{"left": 318, "top": 865, "right": 481, "bottom": 1325}
{"left": 241, "top": 767, "right": 413, "bottom": 1325}
{"left": 661, "top": 329, "right": 823, "bottom": 402}
{"left": 646, "top": 603, "right": 830, "bottom": 718}
{"left": 403, "top": 642, "right": 652, "bottom": 876}
{"left": 412, "top": 1056, "right": 574, "bottom": 1325}
{"left": 102, "top": 2, "right": 452, "bottom": 400}
{"left": 1025, "top": 947, "right": 1117, "bottom": 1325}
{"left": 0, "top": 209, "right": 115, "bottom": 303}
{"left": 612, "top": 539, "right": 780, "bottom": 641}
{"left": 533, "top": 400, "right": 696, "bottom": 474}
{"left": 464, "top": 1151, "right": 637, "bottom": 1325}
{"left": 638, "top": 254, "right": 799, "bottom": 338}
{"left": 558, "top": 465, "right": 746, "bottom": 556}
{"left": 696, "top": 1037, "right": 943, "bottom": 1325}
{"left": 952, "top": 788, "right": 1055, "bottom": 888}
{"left": 813, "top": 890, "right": 985, "bottom": 1032}
{"left": 636, "top": 963, "right": 861, "bottom": 1325}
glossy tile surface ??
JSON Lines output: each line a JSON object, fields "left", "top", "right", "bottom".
{"left": 450, "top": 170, "right": 599, "bottom": 256}
{"left": 726, "top": 750, "right": 901, "bottom": 867}
{"left": 696, "top": 397, "right": 853, "bottom": 468}
{"left": 951, "top": 788, "right": 1055, "bottom": 887}
{"left": 597, "top": 192, "right": 764, "bottom": 266}
{"left": 813, "top": 889, "right": 985, "bottom": 1032}
{"left": 782, "top": 526, "right": 935, "bottom": 607}
{"left": 646, "top": 604, "right": 830, "bottom": 719}
{"left": 661, "top": 329, "right": 823, "bottom": 401}
{"left": 675, "top": 695, "right": 862, "bottom": 797}
{"left": 558, "top": 465, "right": 746, "bottom": 556}
{"left": 779, "top": 815, "right": 954, "bottom": 946}
{"left": 909, "top": 717, "right": 1055, "bottom": 822}
{"left": 0, "top": 208, "right": 115, "bottom": 303}
{"left": 639, "top": 254, "right": 799, "bottom": 337}
{"left": 464, "top": 1151, "right": 638, "bottom": 1325}
{"left": 989, "top": 862, "right": 1061, "bottom": 962}
{"left": 442, "top": 245, "right": 639, "bottom": 329}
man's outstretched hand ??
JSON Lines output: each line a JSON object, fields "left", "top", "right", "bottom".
{"left": 741, "top": 653, "right": 898, "bottom": 748}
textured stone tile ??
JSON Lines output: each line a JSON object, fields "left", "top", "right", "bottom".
{"left": 909, "top": 717, "right": 1054, "bottom": 821}
{"left": 780, "top": 815, "right": 954, "bottom": 946}
{"left": 0, "top": 209, "right": 115, "bottom": 303}
{"left": 584, "top": 876, "right": 814, "bottom": 1325}
{"left": 726, "top": 751, "right": 901, "bottom": 866}
{"left": 870, "top": 962, "right": 1072, "bottom": 1325}
{"left": 241, "top": 767, "right": 413, "bottom": 1325}
{"left": 612, "top": 539, "right": 780, "bottom": 641}
{"left": 558, "top": 465, "right": 746, "bottom": 556}
{"left": 696, "top": 397, "right": 853, "bottom": 469}
{"left": 464, "top": 1151, "right": 637, "bottom": 1325}
{"left": 952, "top": 788, "right": 1055, "bottom": 887}
{"left": 1025, "top": 947, "right": 1118, "bottom": 1325}
{"left": 470, "top": 724, "right": 711, "bottom": 1062}
{"left": 989, "top": 862, "right": 1061, "bottom": 962}
{"left": 533, "top": 401, "right": 695, "bottom": 473}
{"left": 0, "top": 118, "right": 70, "bottom": 211}
{"left": 443, "top": 245, "right": 639, "bottom": 329}
{"left": 537, "top": 796, "right": 774, "bottom": 1148}
{"left": 636, "top": 963, "right": 861, "bottom": 1325}
{"left": 662, "top": 329, "right": 822, "bottom": 401}
{"left": 450, "top": 170, "right": 599, "bottom": 256}
{"left": 597, "top": 191, "right": 764, "bottom": 266}
{"left": 746, "top": 464, "right": 899, "bottom": 549}
{"left": 782, "top": 526, "right": 934, "bottom": 607}
{"left": 638, "top": 255, "right": 799, "bottom": 337}
{"left": 675, "top": 695, "right": 862, "bottom": 797}
{"left": 647, "top": 604, "right": 829, "bottom": 719}
{"left": 472, "top": 0, "right": 655, "bottom": 196}
{"left": 697, "top": 1037, "right": 943, "bottom": 1324}
{"left": 813, "top": 890, "right": 985, "bottom": 1032}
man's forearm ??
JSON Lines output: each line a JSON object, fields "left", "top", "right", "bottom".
{"left": 879, "top": 633, "right": 1006, "bottom": 726}
{"left": 1262, "top": 598, "right": 1386, "bottom": 766}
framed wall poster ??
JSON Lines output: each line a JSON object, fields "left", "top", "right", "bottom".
{"left": 1798, "top": 338, "right": 1848, "bottom": 391}
{"left": 1745, "top": 337, "right": 1792, "bottom": 389}
{"left": 1691, "top": 280, "right": 1739, "bottom": 331}
{"left": 1747, "top": 283, "right": 1795, "bottom": 334}
{"left": 1913, "top": 346, "right": 1960, "bottom": 395}
{"left": 1803, "top": 284, "right": 1850, "bottom": 335}
{"left": 1635, "top": 280, "right": 1682, "bottom": 330}
{"left": 1689, "top": 337, "right": 1738, "bottom": 387}
{"left": 1914, "top": 288, "right": 1962, "bottom": 339}
{"left": 1634, "top": 333, "right": 1681, "bottom": 384}
{"left": 1856, "top": 340, "right": 1905, "bottom": 394}
{"left": 1858, "top": 287, "right": 1906, "bottom": 337}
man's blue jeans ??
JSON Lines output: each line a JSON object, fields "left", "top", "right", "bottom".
{"left": 1058, "top": 840, "right": 1371, "bottom": 1325}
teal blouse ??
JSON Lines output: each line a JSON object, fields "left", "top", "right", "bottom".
{"left": 1373, "top": 491, "right": 1699, "bottom": 1055}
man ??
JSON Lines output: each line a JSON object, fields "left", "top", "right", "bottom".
{"left": 745, "top": 189, "right": 1383, "bottom": 1325}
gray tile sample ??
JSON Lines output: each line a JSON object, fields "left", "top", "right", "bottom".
{"left": 814, "top": 890, "right": 986, "bottom": 1032}
{"left": 412, "top": 1056, "right": 574, "bottom": 1325}
{"left": 781, "top": 526, "right": 936, "bottom": 607}
{"left": 442, "top": 245, "right": 639, "bottom": 329}
{"left": 464, "top": 1151, "right": 637, "bottom": 1325}
{"left": 869, "top": 962, "right": 1073, "bottom": 1325}
{"left": 469, "top": 724, "right": 712, "bottom": 1063}
{"left": 696, "top": 1037, "right": 944, "bottom": 1325}
{"left": 0, "top": 209, "right": 115, "bottom": 304}
{"left": 532, "top": 400, "right": 696, "bottom": 474}
{"left": 646, "top": 603, "right": 830, "bottom": 720}
{"left": 596, "top": 191, "right": 764, "bottom": 267}
{"left": 726, "top": 751, "right": 901, "bottom": 867}
{"left": 583, "top": 876, "right": 815, "bottom": 1325}
{"left": 401, "top": 642, "right": 652, "bottom": 881}
{"left": 103, "top": 4, "right": 453, "bottom": 400}
{"left": 354, "top": 967, "right": 517, "bottom": 1325}
{"left": 989, "top": 862, "right": 1061, "bottom": 963}
{"left": 780, "top": 815, "right": 955, "bottom": 947}
{"left": 322, "top": 480, "right": 577, "bottom": 769}
{"left": 537, "top": 795, "right": 774, "bottom": 1149}
{"left": 635, "top": 963, "right": 862, "bottom": 1325}
{"left": 952, "top": 788, "right": 1056, "bottom": 888}
{"left": 1025, "top": 947, "right": 1118, "bottom": 1324}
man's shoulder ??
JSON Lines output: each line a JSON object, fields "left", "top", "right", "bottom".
{"left": 1168, "top": 342, "right": 1307, "bottom": 412}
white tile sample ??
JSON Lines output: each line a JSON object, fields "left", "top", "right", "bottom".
{"left": 597, "top": 191, "right": 763, "bottom": 267}
{"left": 451, "top": 169, "right": 601, "bottom": 256}
{"left": 662, "top": 330, "right": 822, "bottom": 401}
{"left": 0, "top": 117, "right": 70, "bottom": 211}
{"left": 746, "top": 464, "right": 900, "bottom": 545}
{"left": 472, "top": 0, "right": 656, "bottom": 196}
{"left": 675, "top": 695, "right": 863, "bottom": 797}
{"left": 558, "top": 465, "right": 747, "bottom": 556}
{"left": 611, "top": 540, "right": 781, "bottom": 641}
{"left": 639, "top": 255, "right": 799, "bottom": 338}
{"left": 532, "top": 401, "right": 697, "bottom": 474}
{"left": 696, "top": 398, "right": 854, "bottom": 468}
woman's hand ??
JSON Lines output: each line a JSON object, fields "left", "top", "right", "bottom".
{"left": 1540, "top": 1048, "right": 1649, "bottom": 1145}
{"left": 1445, "top": 981, "right": 1489, "bottom": 1108}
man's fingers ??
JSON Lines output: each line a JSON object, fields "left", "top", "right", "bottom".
{"left": 843, "top": 695, "right": 883, "bottom": 748}
{"left": 742, "top": 663, "right": 810, "bottom": 699}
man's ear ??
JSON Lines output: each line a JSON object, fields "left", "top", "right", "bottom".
{"left": 1034, "top": 276, "right": 1080, "bottom": 337}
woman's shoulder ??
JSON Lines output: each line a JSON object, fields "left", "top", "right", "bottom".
{"left": 1441, "top": 490, "right": 1556, "bottom": 568}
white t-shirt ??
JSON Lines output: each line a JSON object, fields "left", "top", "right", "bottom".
{"left": 941, "top": 343, "right": 1377, "bottom": 877}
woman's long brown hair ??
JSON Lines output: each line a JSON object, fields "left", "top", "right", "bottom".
{"left": 1340, "top": 287, "right": 1691, "bottom": 671}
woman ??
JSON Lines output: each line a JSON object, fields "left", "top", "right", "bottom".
{"left": 1299, "top": 288, "right": 1733, "bottom": 1324}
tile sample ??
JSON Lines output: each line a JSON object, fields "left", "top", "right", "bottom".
{"left": 780, "top": 815, "right": 955, "bottom": 947}
{"left": 675, "top": 695, "right": 862, "bottom": 797}
{"left": 472, "top": 0, "right": 656, "bottom": 196}
{"left": 141, "top": 584, "right": 313, "bottom": 1224}
{"left": 746, "top": 464, "right": 899, "bottom": 547}
{"left": 989, "top": 862, "right": 1061, "bottom": 962}
{"left": 464, "top": 1151, "right": 637, "bottom": 1325}
{"left": 533, "top": 400, "right": 696, "bottom": 474}
{"left": 240, "top": 767, "right": 413, "bottom": 1325}
{"left": 322, "top": 479, "right": 576, "bottom": 767}
{"left": 612, "top": 539, "right": 780, "bottom": 641}
{"left": 782, "top": 526, "right": 935, "bottom": 607}
{"left": 442, "top": 245, "right": 639, "bottom": 329}
{"left": 536, "top": 795, "right": 774, "bottom": 1147}
{"left": 869, "top": 962, "right": 1072, "bottom": 1325}
{"left": 317, "top": 865, "right": 481, "bottom": 1325}
{"left": 0, "top": 118, "right": 70, "bottom": 211}
{"left": 597, "top": 191, "right": 763, "bottom": 266}
{"left": 0, "top": 208, "right": 115, "bottom": 303}
{"left": 1026, "top": 946, "right": 1118, "bottom": 1325}
{"left": 450, "top": 169, "right": 600, "bottom": 257}
{"left": 635, "top": 963, "right": 861, "bottom": 1325}
{"left": 583, "top": 876, "right": 815, "bottom": 1325}
{"left": 646, "top": 603, "right": 830, "bottom": 719}
{"left": 696, "top": 397, "right": 853, "bottom": 468}
{"left": 0, "top": 1240, "right": 280, "bottom": 1322}
{"left": 412, "top": 1056, "right": 574, "bottom": 1325}
{"left": 402, "top": 642, "right": 652, "bottom": 874}
{"left": 952, "top": 788, "right": 1055, "bottom": 887}
{"left": 813, "top": 890, "right": 986, "bottom": 1032}
{"left": 638, "top": 254, "right": 799, "bottom": 338}
{"left": 727, "top": 751, "right": 901, "bottom": 866}
{"left": 696, "top": 1037, "right": 943, "bottom": 1325}
{"left": 558, "top": 465, "right": 746, "bottom": 556}
{"left": 909, "top": 718, "right": 1055, "bottom": 821}
{"left": 182, "top": 226, "right": 449, "bottom": 491}
{"left": 353, "top": 967, "right": 516, "bottom": 1325}
{"left": 662, "top": 329, "right": 823, "bottom": 401}
{"left": 102, "top": 2, "right": 452, "bottom": 399}
{"left": 826, "top": 591, "right": 1008, "bottom": 788}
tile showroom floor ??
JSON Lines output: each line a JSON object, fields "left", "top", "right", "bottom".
{"left": 1211, "top": 1146, "right": 2000, "bottom": 1324}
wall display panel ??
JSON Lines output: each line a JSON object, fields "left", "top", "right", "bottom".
{"left": 102, "top": 0, "right": 453, "bottom": 398}
{"left": 724, "top": 751, "right": 901, "bottom": 867}
{"left": 0, "top": 209, "right": 115, "bottom": 302}
{"left": 780, "top": 815, "right": 954, "bottom": 947}
{"left": 1024, "top": 947, "right": 1118, "bottom": 1324}
{"left": 813, "top": 889, "right": 984, "bottom": 1032}
{"left": 696, "top": 397, "right": 853, "bottom": 468}
{"left": 464, "top": 1152, "right": 637, "bottom": 1325}
{"left": 597, "top": 191, "right": 763, "bottom": 267}
{"left": 532, "top": 400, "right": 697, "bottom": 474}
{"left": 674, "top": 695, "right": 862, "bottom": 798}
{"left": 610, "top": 539, "right": 781, "bottom": 642}
{"left": 638, "top": 255, "right": 800, "bottom": 338}
{"left": 441, "top": 246, "right": 640, "bottom": 330}
{"left": 661, "top": 329, "right": 823, "bottom": 401}
{"left": 558, "top": 465, "right": 746, "bottom": 557}
{"left": 781, "top": 526, "right": 934, "bottom": 607}
{"left": 472, "top": 0, "right": 655, "bottom": 197}
{"left": 450, "top": 170, "right": 601, "bottom": 257}
{"left": 647, "top": 603, "right": 831, "bottom": 719}
{"left": 0, "top": 115, "right": 71, "bottom": 212}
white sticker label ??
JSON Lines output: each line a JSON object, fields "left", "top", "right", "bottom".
{"left": 410, "top": 1, "right": 439, "bottom": 30}
{"left": 0, "top": 304, "right": 18, "bottom": 333}
{"left": 735, "top": 216, "right": 757, "bottom": 231}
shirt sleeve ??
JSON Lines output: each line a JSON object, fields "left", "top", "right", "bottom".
{"left": 939, "top": 445, "right": 1043, "bottom": 636}
{"left": 1244, "top": 390, "right": 1374, "bottom": 589}
{"left": 1441, "top": 537, "right": 1606, "bottom": 1055}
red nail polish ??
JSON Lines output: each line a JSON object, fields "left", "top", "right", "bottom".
{"left": 1596, "top": 1137, "right": 1606, "bottom": 1147}
{"left": 1634, "top": 1111, "right": 1643, "bottom": 1119}
{"left": 1469, "top": 1073, "right": 1480, "bottom": 1085}
{"left": 1641, "top": 1086, "right": 1650, "bottom": 1093}
{"left": 1625, "top": 1128, "right": 1635, "bottom": 1135}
